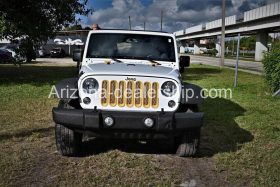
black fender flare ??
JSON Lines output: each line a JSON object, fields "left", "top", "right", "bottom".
{"left": 181, "top": 82, "right": 204, "bottom": 105}
{"left": 52, "top": 78, "right": 78, "bottom": 99}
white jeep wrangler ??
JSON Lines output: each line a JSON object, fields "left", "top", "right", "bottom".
{"left": 53, "top": 30, "right": 204, "bottom": 157}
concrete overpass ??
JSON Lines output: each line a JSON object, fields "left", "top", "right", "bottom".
{"left": 174, "top": 2, "right": 280, "bottom": 61}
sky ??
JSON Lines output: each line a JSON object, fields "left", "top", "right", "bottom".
{"left": 77, "top": 0, "right": 278, "bottom": 32}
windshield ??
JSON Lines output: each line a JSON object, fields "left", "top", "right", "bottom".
{"left": 86, "top": 33, "right": 176, "bottom": 62}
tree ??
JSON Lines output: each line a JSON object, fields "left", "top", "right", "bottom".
{"left": 64, "top": 24, "right": 83, "bottom": 31}
{"left": 84, "top": 26, "right": 92, "bottom": 30}
{"left": 240, "top": 36, "right": 256, "bottom": 51}
{"left": 0, "top": 0, "right": 90, "bottom": 62}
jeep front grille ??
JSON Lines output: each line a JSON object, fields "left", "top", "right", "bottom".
{"left": 101, "top": 80, "right": 159, "bottom": 108}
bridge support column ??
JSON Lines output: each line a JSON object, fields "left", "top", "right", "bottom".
{"left": 255, "top": 31, "right": 268, "bottom": 61}
{"left": 194, "top": 40, "right": 200, "bottom": 55}
{"left": 216, "top": 42, "right": 221, "bottom": 57}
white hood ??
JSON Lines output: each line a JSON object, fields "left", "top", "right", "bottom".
{"left": 80, "top": 63, "right": 180, "bottom": 81}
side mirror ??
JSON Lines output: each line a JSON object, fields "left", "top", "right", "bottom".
{"left": 179, "top": 55, "right": 190, "bottom": 73}
{"left": 72, "top": 49, "right": 84, "bottom": 68}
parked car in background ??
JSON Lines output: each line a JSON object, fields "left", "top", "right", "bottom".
{"left": 185, "top": 47, "right": 194, "bottom": 54}
{"left": 200, "top": 47, "right": 208, "bottom": 54}
{"left": 36, "top": 47, "right": 48, "bottom": 57}
{"left": 0, "top": 49, "right": 13, "bottom": 63}
{"left": 0, "top": 45, "right": 17, "bottom": 57}
{"left": 50, "top": 47, "right": 65, "bottom": 58}
{"left": 0, "top": 45, "right": 26, "bottom": 63}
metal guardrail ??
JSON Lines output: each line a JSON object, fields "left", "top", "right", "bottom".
{"left": 244, "top": 2, "right": 280, "bottom": 22}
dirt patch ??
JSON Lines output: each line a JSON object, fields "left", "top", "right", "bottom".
{"left": 2, "top": 130, "right": 229, "bottom": 186}
{"left": 157, "top": 156, "right": 229, "bottom": 187}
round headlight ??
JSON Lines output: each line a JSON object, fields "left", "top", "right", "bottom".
{"left": 161, "top": 81, "right": 177, "bottom": 97}
{"left": 82, "top": 78, "right": 99, "bottom": 94}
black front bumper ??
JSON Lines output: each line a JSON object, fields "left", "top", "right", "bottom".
{"left": 52, "top": 108, "right": 203, "bottom": 132}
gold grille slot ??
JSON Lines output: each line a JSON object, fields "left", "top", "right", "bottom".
{"left": 118, "top": 81, "right": 125, "bottom": 107}
{"left": 101, "top": 80, "right": 108, "bottom": 106}
{"left": 152, "top": 82, "right": 159, "bottom": 108}
{"left": 109, "top": 80, "right": 117, "bottom": 107}
{"left": 135, "top": 81, "right": 142, "bottom": 108}
{"left": 143, "top": 82, "right": 150, "bottom": 108}
{"left": 126, "top": 81, "right": 134, "bottom": 107}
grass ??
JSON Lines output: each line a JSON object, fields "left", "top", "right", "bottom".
{"left": 183, "top": 65, "right": 280, "bottom": 185}
{"left": 0, "top": 63, "right": 279, "bottom": 186}
{"left": 186, "top": 53, "right": 256, "bottom": 62}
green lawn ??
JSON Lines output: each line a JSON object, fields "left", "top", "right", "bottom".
{"left": 0, "top": 64, "right": 279, "bottom": 186}
{"left": 187, "top": 53, "right": 256, "bottom": 62}
{"left": 183, "top": 65, "right": 280, "bottom": 186}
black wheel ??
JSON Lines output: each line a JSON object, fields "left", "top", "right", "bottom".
{"left": 175, "top": 129, "right": 200, "bottom": 157}
{"left": 55, "top": 100, "right": 83, "bottom": 156}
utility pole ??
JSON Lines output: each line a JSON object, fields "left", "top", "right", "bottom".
{"left": 220, "top": 0, "right": 226, "bottom": 67}
{"left": 144, "top": 21, "right": 145, "bottom": 31}
{"left": 129, "top": 16, "right": 131, "bottom": 30}
{"left": 160, "top": 10, "right": 163, "bottom": 31}
{"left": 234, "top": 33, "right": 241, "bottom": 87}
{"left": 232, "top": 37, "right": 234, "bottom": 56}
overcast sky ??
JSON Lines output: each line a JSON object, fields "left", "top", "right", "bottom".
{"left": 77, "top": 0, "right": 278, "bottom": 32}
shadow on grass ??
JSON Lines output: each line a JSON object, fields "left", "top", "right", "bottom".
{"left": 182, "top": 66, "right": 222, "bottom": 81}
{"left": 0, "top": 65, "right": 77, "bottom": 86}
{"left": 0, "top": 127, "right": 54, "bottom": 142}
{"left": 81, "top": 139, "right": 174, "bottom": 156}
{"left": 198, "top": 98, "right": 254, "bottom": 157}
{"left": 80, "top": 98, "right": 253, "bottom": 157}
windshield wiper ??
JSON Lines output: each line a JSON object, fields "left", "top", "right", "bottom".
{"left": 146, "top": 59, "right": 161, "bottom": 66}
{"left": 110, "top": 57, "right": 123, "bottom": 63}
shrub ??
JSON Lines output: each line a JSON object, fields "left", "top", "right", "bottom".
{"left": 262, "top": 42, "right": 280, "bottom": 92}
{"left": 204, "top": 49, "right": 218, "bottom": 56}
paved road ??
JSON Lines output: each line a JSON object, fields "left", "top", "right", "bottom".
{"left": 189, "top": 55, "right": 264, "bottom": 73}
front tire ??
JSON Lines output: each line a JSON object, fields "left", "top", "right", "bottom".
{"left": 55, "top": 100, "right": 82, "bottom": 156}
{"left": 175, "top": 129, "right": 200, "bottom": 157}
{"left": 55, "top": 124, "right": 82, "bottom": 156}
